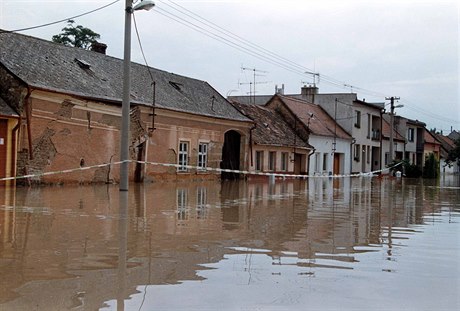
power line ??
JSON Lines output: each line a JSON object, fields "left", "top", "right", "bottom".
{"left": 0, "top": 0, "right": 120, "bottom": 34}
{"left": 133, "top": 13, "right": 154, "bottom": 82}
{"left": 155, "top": 1, "right": 389, "bottom": 98}
{"left": 155, "top": 2, "right": 457, "bottom": 125}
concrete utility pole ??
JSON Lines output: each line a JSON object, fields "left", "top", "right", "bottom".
{"left": 120, "top": 0, "right": 155, "bottom": 191}
{"left": 386, "top": 96, "right": 401, "bottom": 164}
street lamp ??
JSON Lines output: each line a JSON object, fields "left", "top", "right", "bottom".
{"left": 120, "top": 0, "right": 155, "bottom": 191}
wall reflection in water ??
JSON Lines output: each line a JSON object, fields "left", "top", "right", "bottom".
{"left": 0, "top": 176, "right": 459, "bottom": 310}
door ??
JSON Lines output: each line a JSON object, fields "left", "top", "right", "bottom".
{"left": 294, "top": 153, "right": 306, "bottom": 175}
{"left": 333, "top": 153, "right": 341, "bottom": 175}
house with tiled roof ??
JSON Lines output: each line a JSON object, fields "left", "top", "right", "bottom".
{"left": 423, "top": 128, "right": 442, "bottom": 164}
{"left": 294, "top": 87, "right": 384, "bottom": 174}
{"left": 0, "top": 31, "right": 253, "bottom": 184}
{"left": 432, "top": 132, "right": 459, "bottom": 174}
{"left": 401, "top": 118, "right": 426, "bottom": 169}
{"left": 230, "top": 101, "right": 313, "bottom": 176}
{"left": 265, "top": 94, "right": 352, "bottom": 175}
{"left": 381, "top": 118, "right": 406, "bottom": 166}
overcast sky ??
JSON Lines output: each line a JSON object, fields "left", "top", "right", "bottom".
{"left": 1, "top": 0, "right": 458, "bottom": 132}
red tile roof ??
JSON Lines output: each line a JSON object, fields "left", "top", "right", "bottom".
{"left": 231, "top": 101, "right": 312, "bottom": 149}
{"left": 381, "top": 118, "right": 405, "bottom": 141}
{"left": 276, "top": 96, "right": 351, "bottom": 139}
{"left": 424, "top": 129, "right": 441, "bottom": 145}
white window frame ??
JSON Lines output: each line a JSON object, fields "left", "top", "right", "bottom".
{"left": 281, "top": 152, "right": 288, "bottom": 171}
{"left": 197, "top": 142, "right": 208, "bottom": 170}
{"left": 408, "top": 128, "right": 415, "bottom": 142}
{"left": 255, "top": 151, "right": 264, "bottom": 171}
{"left": 178, "top": 141, "right": 189, "bottom": 172}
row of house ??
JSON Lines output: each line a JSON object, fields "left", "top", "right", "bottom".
{"left": 0, "top": 31, "right": 458, "bottom": 185}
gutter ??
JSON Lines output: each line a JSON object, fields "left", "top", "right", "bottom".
{"left": 249, "top": 123, "right": 256, "bottom": 167}
{"left": 307, "top": 147, "right": 316, "bottom": 175}
{"left": 25, "top": 87, "right": 33, "bottom": 160}
{"left": 10, "top": 116, "right": 20, "bottom": 177}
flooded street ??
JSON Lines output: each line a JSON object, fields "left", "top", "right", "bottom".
{"left": 0, "top": 176, "right": 459, "bottom": 311}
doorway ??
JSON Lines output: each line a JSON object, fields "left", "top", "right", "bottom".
{"left": 221, "top": 130, "right": 241, "bottom": 180}
{"left": 333, "top": 153, "right": 341, "bottom": 175}
{"left": 294, "top": 153, "right": 306, "bottom": 175}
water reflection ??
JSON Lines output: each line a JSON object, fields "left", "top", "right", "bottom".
{"left": 0, "top": 176, "right": 459, "bottom": 310}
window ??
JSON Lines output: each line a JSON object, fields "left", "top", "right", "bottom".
{"left": 323, "top": 153, "right": 328, "bottom": 171}
{"left": 315, "top": 152, "right": 321, "bottom": 172}
{"left": 281, "top": 152, "right": 288, "bottom": 171}
{"left": 355, "top": 110, "right": 361, "bottom": 128}
{"left": 255, "top": 151, "right": 264, "bottom": 171}
{"left": 178, "top": 141, "right": 189, "bottom": 171}
{"left": 384, "top": 152, "right": 389, "bottom": 165}
{"left": 269, "top": 151, "right": 276, "bottom": 171}
{"left": 354, "top": 144, "right": 360, "bottom": 161}
{"left": 408, "top": 128, "right": 415, "bottom": 142}
{"left": 197, "top": 142, "right": 208, "bottom": 170}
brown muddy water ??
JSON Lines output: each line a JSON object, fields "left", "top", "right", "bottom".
{"left": 0, "top": 176, "right": 459, "bottom": 311}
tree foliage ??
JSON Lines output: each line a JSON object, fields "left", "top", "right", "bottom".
{"left": 423, "top": 153, "right": 439, "bottom": 179}
{"left": 447, "top": 137, "right": 460, "bottom": 164}
{"left": 52, "top": 20, "right": 100, "bottom": 50}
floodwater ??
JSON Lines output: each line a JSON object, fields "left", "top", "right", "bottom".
{"left": 0, "top": 176, "right": 459, "bottom": 311}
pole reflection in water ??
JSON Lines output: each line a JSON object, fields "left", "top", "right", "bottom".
{"left": 117, "top": 191, "right": 128, "bottom": 311}
{"left": 0, "top": 176, "right": 458, "bottom": 310}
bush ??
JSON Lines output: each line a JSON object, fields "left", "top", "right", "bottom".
{"left": 404, "top": 161, "right": 422, "bottom": 178}
{"left": 423, "top": 153, "right": 439, "bottom": 179}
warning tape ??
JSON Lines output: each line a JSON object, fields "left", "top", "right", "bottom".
{"left": 0, "top": 160, "right": 403, "bottom": 182}
{"left": 0, "top": 161, "right": 126, "bottom": 182}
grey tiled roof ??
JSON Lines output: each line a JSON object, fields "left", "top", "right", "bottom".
{"left": 231, "top": 101, "right": 312, "bottom": 149}
{"left": 0, "top": 96, "right": 18, "bottom": 117}
{"left": 0, "top": 31, "right": 250, "bottom": 122}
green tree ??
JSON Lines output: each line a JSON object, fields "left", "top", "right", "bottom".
{"left": 52, "top": 20, "right": 100, "bottom": 50}
{"left": 447, "top": 137, "right": 460, "bottom": 164}
{"left": 423, "top": 153, "right": 439, "bottom": 179}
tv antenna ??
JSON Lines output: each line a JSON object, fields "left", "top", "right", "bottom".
{"left": 304, "top": 71, "right": 320, "bottom": 86}
{"left": 241, "top": 66, "right": 269, "bottom": 104}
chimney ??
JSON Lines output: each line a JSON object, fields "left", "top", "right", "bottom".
{"left": 275, "top": 84, "right": 285, "bottom": 95}
{"left": 91, "top": 42, "right": 107, "bottom": 54}
{"left": 301, "top": 85, "right": 318, "bottom": 96}
{"left": 301, "top": 85, "right": 318, "bottom": 103}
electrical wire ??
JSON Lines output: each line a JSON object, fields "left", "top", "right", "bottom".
{"left": 133, "top": 12, "right": 155, "bottom": 83}
{"left": 157, "top": 0, "right": 389, "bottom": 98}
{"left": 0, "top": 0, "right": 120, "bottom": 34}
{"left": 155, "top": 1, "right": 457, "bottom": 125}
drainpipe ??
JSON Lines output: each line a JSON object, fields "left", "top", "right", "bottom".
{"left": 249, "top": 123, "right": 256, "bottom": 167}
{"left": 350, "top": 138, "right": 356, "bottom": 174}
{"left": 10, "top": 117, "right": 21, "bottom": 178}
{"left": 307, "top": 148, "right": 316, "bottom": 175}
{"left": 24, "top": 87, "right": 33, "bottom": 160}
{"left": 379, "top": 108, "right": 384, "bottom": 173}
